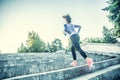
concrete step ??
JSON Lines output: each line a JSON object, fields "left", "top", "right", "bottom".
{"left": 72, "top": 64, "right": 120, "bottom": 80}
{"left": 0, "top": 52, "right": 112, "bottom": 68}
{"left": 0, "top": 53, "right": 66, "bottom": 60}
{"left": 3, "top": 57, "right": 120, "bottom": 80}
{"left": 0, "top": 59, "right": 67, "bottom": 79}
{"left": 0, "top": 58, "right": 85, "bottom": 79}
{"left": 0, "top": 58, "right": 66, "bottom": 67}
{"left": 0, "top": 52, "right": 111, "bottom": 61}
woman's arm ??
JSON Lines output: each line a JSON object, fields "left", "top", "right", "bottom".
{"left": 63, "top": 24, "right": 68, "bottom": 36}
{"left": 63, "top": 31, "right": 67, "bottom": 36}
{"left": 75, "top": 25, "right": 81, "bottom": 34}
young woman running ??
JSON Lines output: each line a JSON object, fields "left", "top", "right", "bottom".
{"left": 63, "top": 14, "right": 93, "bottom": 69}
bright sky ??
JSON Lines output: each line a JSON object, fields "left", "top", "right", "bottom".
{"left": 0, "top": 0, "right": 113, "bottom": 53}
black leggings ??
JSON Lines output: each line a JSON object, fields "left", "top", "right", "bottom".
{"left": 70, "top": 34, "right": 87, "bottom": 60}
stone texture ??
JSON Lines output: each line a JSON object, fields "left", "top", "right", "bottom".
{"left": 0, "top": 51, "right": 119, "bottom": 80}
{"left": 73, "top": 64, "right": 120, "bottom": 80}
{"left": 3, "top": 57, "right": 120, "bottom": 80}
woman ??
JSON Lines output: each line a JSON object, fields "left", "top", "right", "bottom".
{"left": 63, "top": 14, "right": 93, "bottom": 70}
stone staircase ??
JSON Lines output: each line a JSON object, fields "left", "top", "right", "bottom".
{"left": 72, "top": 64, "right": 120, "bottom": 80}
{"left": 0, "top": 52, "right": 120, "bottom": 80}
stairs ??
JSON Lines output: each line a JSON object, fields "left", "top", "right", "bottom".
{"left": 72, "top": 64, "right": 120, "bottom": 80}
{"left": 0, "top": 52, "right": 120, "bottom": 80}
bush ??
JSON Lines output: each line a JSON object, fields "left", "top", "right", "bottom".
{"left": 83, "top": 37, "right": 104, "bottom": 43}
{"left": 49, "top": 38, "right": 63, "bottom": 52}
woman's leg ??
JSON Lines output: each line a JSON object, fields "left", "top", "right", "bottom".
{"left": 73, "top": 42, "right": 87, "bottom": 59}
{"left": 71, "top": 45, "right": 77, "bottom": 66}
{"left": 71, "top": 45, "right": 77, "bottom": 60}
{"left": 70, "top": 34, "right": 94, "bottom": 69}
{"left": 75, "top": 42, "right": 94, "bottom": 69}
{"left": 70, "top": 34, "right": 87, "bottom": 59}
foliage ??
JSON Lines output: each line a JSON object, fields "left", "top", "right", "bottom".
{"left": 102, "top": 26, "right": 117, "bottom": 43}
{"left": 66, "top": 39, "right": 72, "bottom": 51}
{"left": 82, "top": 37, "right": 105, "bottom": 43}
{"left": 45, "top": 42, "right": 51, "bottom": 52}
{"left": 103, "top": 0, "right": 120, "bottom": 37}
{"left": 82, "top": 26, "right": 117, "bottom": 43}
{"left": 27, "top": 31, "right": 46, "bottom": 52}
{"left": 17, "top": 31, "right": 46, "bottom": 53}
{"left": 49, "top": 38, "right": 63, "bottom": 52}
{"left": 17, "top": 43, "right": 28, "bottom": 53}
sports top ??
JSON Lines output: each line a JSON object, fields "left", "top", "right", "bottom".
{"left": 64, "top": 24, "right": 80, "bottom": 36}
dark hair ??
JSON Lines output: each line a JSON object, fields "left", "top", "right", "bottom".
{"left": 63, "top": 14, "right": 71, "bottom": 23}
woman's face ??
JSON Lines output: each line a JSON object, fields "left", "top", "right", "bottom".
{"left": 64, "top": 18, "right": 69, "bottom": 23}
{"left": 64, "top": 18, "right": 67, "bottom": 23}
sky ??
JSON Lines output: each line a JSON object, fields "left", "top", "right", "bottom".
{"left": 0, "top": 0, "right": 113, "bottom": 53}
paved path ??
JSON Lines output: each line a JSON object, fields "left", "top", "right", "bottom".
{"left": 81, "top": 43, "right": 120, "bottom": 53}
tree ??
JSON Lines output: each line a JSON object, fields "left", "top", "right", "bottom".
{"left": 103, "top": 0, "right": 120, "bottom": 37}
{"left": 17, "top": 31, "right": 46, "bottom": 53}
{"left": 27, "top": 31, "right": 46, "bottom": 52}
{"left": 102, "top": 26, "right": 117, "bottom": 43}
{"left": 17, "top": 43, "right": 28, "bottom": 53}
{"left": 49, "top": 38, "right": 63, "bottom": 52}
{"left": 44, "top": 42, "right": 51, "bottom": 52}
